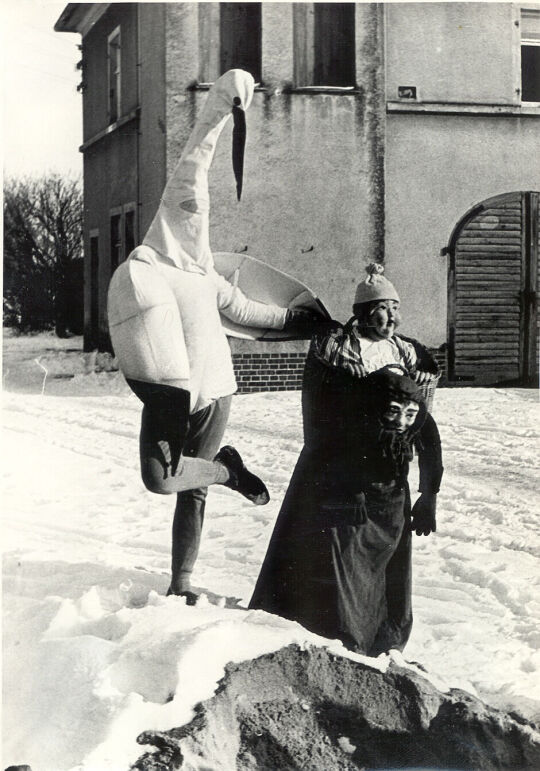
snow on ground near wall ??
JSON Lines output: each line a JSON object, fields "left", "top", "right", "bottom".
{"left": 2, "top": 333, "right": 540, "bottom": 770}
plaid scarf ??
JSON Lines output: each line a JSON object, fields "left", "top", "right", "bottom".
{"left": 311, "top": 319, "right": 417, "bottom": 379}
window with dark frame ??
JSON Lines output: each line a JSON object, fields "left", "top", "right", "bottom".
{"left": 124, "top": 209, "right": 136, "bottom": 258}
{"left": 293, "top": 3, "right": 356, "bottom": 89}
{"left": 313, "top": 4, "right": 356, "bottom": 87}
{"left": 109, "top": 206, "right": 137, "bottom": 274}
{"left": 521, "top": 8, "right": 540, "bottom": 102}
{"left": 219, "top": 3, "right": 262, "bottom": 82}
{"left": 110, "top": 213, "right": 122, "bottom": 273}
{"left": 107, "top": 27, "right": 121, "bottom": 123}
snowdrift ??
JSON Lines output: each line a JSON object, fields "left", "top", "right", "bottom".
{"left": 2, "top": 332, "right": 540, "bottom": 770}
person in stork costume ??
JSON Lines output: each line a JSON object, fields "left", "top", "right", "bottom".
{"left": 108, "top": 70, "right": 322, "bottom": 603}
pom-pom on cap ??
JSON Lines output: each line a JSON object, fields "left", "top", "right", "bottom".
{"left": 353, "top": 262, "right": 400, "bottom": 307}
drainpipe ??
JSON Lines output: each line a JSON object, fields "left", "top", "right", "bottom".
{"left": 356, "top": 3, "right": 385, "bottom": 264}
{"left": 136, "top": 4, "right": 142, "bottom": 243}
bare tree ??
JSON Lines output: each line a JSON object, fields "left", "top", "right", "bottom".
{"left": 3, "top": 173, "right": 83, "bottom": 336}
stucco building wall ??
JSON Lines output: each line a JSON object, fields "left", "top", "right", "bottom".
{"left": 81, "top": 4, "right": 140, "bottom": 343}
{"left": 82, "top": 3, "right": 139, "bottom": 141}
{"left": 162, "top": 3, "right": 385, "bottom": 323}
{"left": 260, "top": 3, "right": 294, "bottom": 87}
{"left": 160, "top": 89, "right": 380, "bottom": 322}
{"left": 385, "top": 114, "right": 540, "bottom": 346}
{"left": 383, "top": 1, "right": 539, "bottom": 347}
{"left": 385, "top": 3, "right": 519, "bottom": 104}
{"left": 156, "top": 2, "right": 386, "bottom": 377}
{"left": 60, "top": 0, "right": 538, "bottom": 381}
{"left": 209, "top": 93, "right": 375, "bottom": 322}
{"left": 165, "top": 3, "right": 199, "bottom": 180}
{"left": 138, "top": 3, "right": 167, "bottom": 236}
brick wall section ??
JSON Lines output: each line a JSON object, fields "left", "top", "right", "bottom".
{"left": 233, "top": 348, "right": 448, "bottom": 393}
{"left": 233, "top": 351, "right": 307, "bottom": 393}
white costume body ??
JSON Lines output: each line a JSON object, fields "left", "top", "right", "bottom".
{"left": 107, "top": 71, "right": 287, "bottom": 413}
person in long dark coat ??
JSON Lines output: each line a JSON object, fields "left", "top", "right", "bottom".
{"left": 249, "top": 368, "right": 443, "bottom": 656}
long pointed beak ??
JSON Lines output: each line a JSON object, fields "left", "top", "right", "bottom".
{"left": 232, "top": 99, "right": 246, "bottom": 201}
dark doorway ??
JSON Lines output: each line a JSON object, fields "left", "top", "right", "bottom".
{"left": 446, "top": 192, "right": 538, "bottom": 386}
{"left": 89, "top": 234, "right": 100, "bottom": 349}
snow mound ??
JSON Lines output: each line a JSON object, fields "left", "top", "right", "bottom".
{"left": 132, "top": 644, "right": 540, "bottom": 771}
{"left": 3, "top": 332, "right": 540, "bottom": 770}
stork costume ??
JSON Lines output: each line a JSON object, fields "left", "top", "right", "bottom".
{"left": 108, "top": 70, "right": 289, "bottom": 599}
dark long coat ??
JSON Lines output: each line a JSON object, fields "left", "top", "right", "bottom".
{"left": 249, "top": 353, "right": 443, "bottom": 656}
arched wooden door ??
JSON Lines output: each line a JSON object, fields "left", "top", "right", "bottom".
{"left": 446, "top": 191, "right": 539, "bottom": 386}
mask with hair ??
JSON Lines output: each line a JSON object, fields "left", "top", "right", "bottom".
{"left": 359, "top": 370, "right": 426, "bottom": 474}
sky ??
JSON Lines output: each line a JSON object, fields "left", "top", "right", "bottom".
{"left": 2, "top": 0, "right": 82, "bottom": 179}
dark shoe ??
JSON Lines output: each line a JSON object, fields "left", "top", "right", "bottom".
{"left": 180, "top": 590, "right": 199, "bottom": 606}
{"left": 214, "top": 445, "right": 270, "bottom": 505}
{"left": 166, "top": 587, "right": 199, "bottom": 606}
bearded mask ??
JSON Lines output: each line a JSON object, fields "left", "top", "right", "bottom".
{"left": 358, "top": 370, "right": 427, "bottom": 473}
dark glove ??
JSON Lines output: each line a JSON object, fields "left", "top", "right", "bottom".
{"left": 410, "top": 492, "right": 437, "bottom": 536}
{"left": 283, "top": 307, "right": 328, "bottom": 337}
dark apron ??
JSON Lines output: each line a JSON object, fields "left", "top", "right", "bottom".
{"left": 293, "top": 482, "right": 410, "bottom": 655}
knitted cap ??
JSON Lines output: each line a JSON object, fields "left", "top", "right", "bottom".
{"left": 354, "top": 263, "right": 400, "bottom": 306}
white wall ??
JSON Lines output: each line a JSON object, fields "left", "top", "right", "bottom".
{"left": 385, "top": 3, "right": 518, "bottom": 104}
{"left": 385, "top": 114, "right": 540, "bottom": 346}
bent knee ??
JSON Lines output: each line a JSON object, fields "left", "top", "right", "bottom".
{"left": 141, "top": 467, "right": 175, "bottom": 495}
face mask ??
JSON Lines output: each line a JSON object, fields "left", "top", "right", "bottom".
{"left": 365, "top": 300, "right": 401, "bottom": 340}
{"left": 380, "top": 399, "right": 419, "bottom": 433}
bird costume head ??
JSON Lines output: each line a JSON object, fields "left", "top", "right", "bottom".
{"left": 143, "top": 69, "right": 255, "bottom": 274}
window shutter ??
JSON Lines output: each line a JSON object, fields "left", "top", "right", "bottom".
{"left": 521, "top": 8, "right": 540, "bottom": 41}
{"left": 453, "top": 195, "right": 523, "bottom": 381}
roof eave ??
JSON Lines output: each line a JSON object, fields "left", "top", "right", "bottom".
{"left": 54, "top": 3, "right": 111, "bottom": 36}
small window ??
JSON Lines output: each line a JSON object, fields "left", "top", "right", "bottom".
{"left": 110, "top": 213, "right": 122, "bottom": 272}
{"left": 521, "top": 9, "right": 540, "bottom": 102}
{"left": 124, "top": 208, "right": 136, "bottom": 258}
{"left": 294, "top": 3, "right": 356, "bottom": 88}
{"left": 219, "top": 3, "right": 262, "bottom": 82}
{"left": 110, "top": 204, "right": 137, "bottom": 273}
{"left": 107, "top": 27, "right": 121, "bottom": 123}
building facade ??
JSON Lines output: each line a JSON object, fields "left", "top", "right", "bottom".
{"left": 56, "top": 2, "right": 540, "bottom": 387}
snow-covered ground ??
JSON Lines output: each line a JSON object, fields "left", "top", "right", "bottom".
{"left": 2, "top": 332, "right": 540, "bottom": 770}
